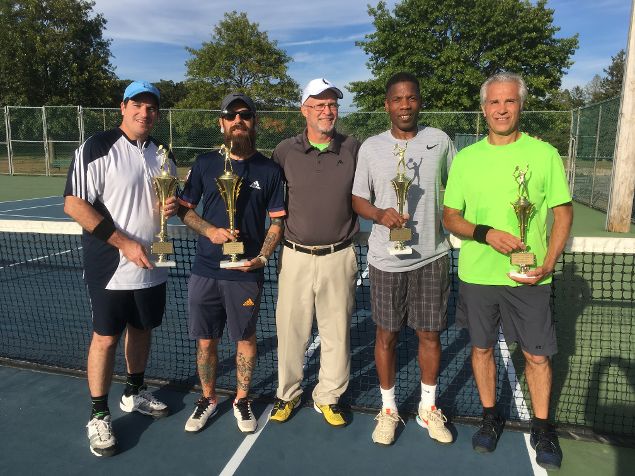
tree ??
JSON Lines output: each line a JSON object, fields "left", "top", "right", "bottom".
{"left": 154, "top": 80, "right": 188, "bottom": 109}
{"left": 599, "top": 49, "right": 625, "bottom": 101}
{"left": 180, "top": 11, "right": 299, "bottom": 110}
{"left": 0, "top": 0, "right": 116, "bottom": 106}
{"left": 349, "top": 0, "right": 578, "bottom": 110}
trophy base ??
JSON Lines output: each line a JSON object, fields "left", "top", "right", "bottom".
{"left": 388, "top": 245, "right": 413, "bottom": 255}
{"left": 152, "top": 241, "right": 174, "bottom": 255}
{"left": 220, "top": 259, "right": 250, "bottom": 269}
{"left": 508, "top": 271, "right": 539, "bottom": 280}
{"left": 154, "top": 260, "right": 176, "bottom": 268}
{"left": 510, "top": 251, "right": 535, "bottom": 267}
{"left": 389, "top": 227, "right": 412, "bottom": 242}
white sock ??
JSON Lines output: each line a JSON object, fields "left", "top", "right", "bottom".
{"left": 380, "top": 386, "right": 398, "bottom": 412}
{"left": 420, "top": 382, "right": 436, "bottom": 409}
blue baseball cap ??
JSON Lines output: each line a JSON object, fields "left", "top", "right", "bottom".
{"left": 123, "top": 80, "right": 160, "bottom": 102}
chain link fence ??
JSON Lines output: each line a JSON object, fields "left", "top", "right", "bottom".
{"left": 569, "top": 97, "right": 621, "bottom": 214}
{"left": 1, "top": 106, "right": 571, "bottom": 178}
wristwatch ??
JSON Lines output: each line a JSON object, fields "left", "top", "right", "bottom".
{"left": 256, "top": 254, "right": 268, "bottom": 265}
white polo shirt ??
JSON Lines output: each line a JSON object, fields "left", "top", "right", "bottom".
{"left": 64, "top": 128, "right": 176, "bottom": 290}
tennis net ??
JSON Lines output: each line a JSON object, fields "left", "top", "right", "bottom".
{"left": 0, "top": 220, "right": 633, "bottom": 442}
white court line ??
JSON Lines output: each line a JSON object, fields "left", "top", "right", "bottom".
{"left": 218, "top": 403, "right": 274, "bottom": 476}
{"left": 0, "top": 247, "right": 80, "bottom": 271}
{"left": 0, "top": 196, "right": 60, "bottom": 204}
{"left": 0, "top": 214, "right": 72, "bottom": 220}
{"left": 0, "top": 203, "right": 63, "bottom": 213}
{"left": 525, "top": 433, "right": 548, "bottom": 475}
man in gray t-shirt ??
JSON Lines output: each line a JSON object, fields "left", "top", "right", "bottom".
{"left": 352, "top": 72, "right": 456, "bottom": 446}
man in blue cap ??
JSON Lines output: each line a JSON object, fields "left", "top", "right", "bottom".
{"left": 64, "top": 80, "right": 178, "bottom": 457}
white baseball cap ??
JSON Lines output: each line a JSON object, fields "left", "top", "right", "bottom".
{"left": 301, "top": 78, "right": 343, "bottom": 105}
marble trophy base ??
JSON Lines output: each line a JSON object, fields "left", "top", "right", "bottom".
{"left": 220, "top": 259, "right": 249, "bottom": 269}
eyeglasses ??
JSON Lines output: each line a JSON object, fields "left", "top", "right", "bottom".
{"left": 221, "top": 110, "right": 255, "bottom": 120}
{"left": 303, "top": 103, "right": 339, "bottom": 112}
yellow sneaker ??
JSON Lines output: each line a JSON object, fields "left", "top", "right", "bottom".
{"left": 416, "top": 405, "right": 453, "bottom": 444}
{"left": 314, "top": 403, "right": 347, "bottom": 427}
{"left": 269, "top": 396, "right": 301, "bottom": 423}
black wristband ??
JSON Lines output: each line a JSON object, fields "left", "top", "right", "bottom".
{"left": 473, "top": 224, "right": 492, "bottom": 244}
{"left": 92, "top": 218, "right": 116, "bottom": 242}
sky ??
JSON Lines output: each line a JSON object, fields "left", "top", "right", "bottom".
{"left": 92, "top": 0, "right": 632, "bottom": 109}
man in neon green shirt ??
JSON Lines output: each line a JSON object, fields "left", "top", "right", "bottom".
{"left": 443, "top": 72, "right": 572, "bottom": 471}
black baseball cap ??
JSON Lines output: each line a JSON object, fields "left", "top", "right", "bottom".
{"left": 220, "top": 93, "right": 256, "bottom": 113}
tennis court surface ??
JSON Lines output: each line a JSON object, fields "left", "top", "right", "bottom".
{"left": 1, "top": 195, "right": 634, "bottom": 475}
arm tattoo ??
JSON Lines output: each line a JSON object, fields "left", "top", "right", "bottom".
{"left": 197, "top": 345, "right": 218, "bottom": 392}
{"left": 236, "top": 352, "right": 255, "bottom": 392}
{"left": 259, "top": 218, "right": 284, "bottom": 258}
{"left": 181, "top": 208, "right": 213, "bottom": 237}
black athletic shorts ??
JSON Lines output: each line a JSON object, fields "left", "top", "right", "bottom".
{"left": 456, "top": 281, "right": 557, "bottom": 356}
{"left": 188, "top": 274, "right": 262, "bottom": 342}
{"left": 87, "top": 283, "right": 166, "bottom": 336}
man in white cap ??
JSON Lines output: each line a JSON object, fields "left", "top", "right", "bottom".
{"left": 64, "top": 80, "right": 178, "bottom": 456}
{"left": 269, "top": 78, "right": 360, "bottom": 427}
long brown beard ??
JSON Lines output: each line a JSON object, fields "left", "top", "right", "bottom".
{"left": 224, "top": 127, "right": 256, "bottom": 157}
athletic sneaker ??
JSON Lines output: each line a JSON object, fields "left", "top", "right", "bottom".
{"left": 119, "top": 386, "right": 169, "bottom": 418}
{"left": 372, "top": 408, "right": 403, "bottom": 445}
{"left": 530, "top": 425, "right": 563, "bottom": 470}
{"left": 86, "top": 415, "right": 116, "bottom": 457}
{"left": 314, "top": 402, "right": 346, "bottom": 427}
{"left": 472, "top": 413, "right": 505, "bottom": 453}
{"left": 416, "top": 405, "right": 453, "bottom": 444}
{"left": 233, "top": 398, "right": 257, "bottom": 433}
{"left": 269, "top": 396, "right": 301, "bottom": 423}
{"left": 184, "top": 396, "right": 218, "bottom": 433}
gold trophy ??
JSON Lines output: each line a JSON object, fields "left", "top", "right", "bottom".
{"left": 388, "top": 143, "right": 414, "bottom": 255}
{"left": 151, "top": 145, "right": 179, "bottom": 267}
{"left": 217, "top": 142, "right": 248, "bottom": 268}
{"left": 509, "top": 165, "right": 536, "bottom": 278}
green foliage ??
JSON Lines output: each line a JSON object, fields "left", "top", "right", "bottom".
{"left": 180, "top": 11, "right": 299, "bottom": 110}
{"left": 597, "top": 49, "right": 625, "bottom": 102}
{"left": 349, "top": 0, "right": 578, "bottom": 110}
{"left": 0, "top": 0, "right": 115, "bottom": 106}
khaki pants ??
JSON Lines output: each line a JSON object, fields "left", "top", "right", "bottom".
{"left": 275, "top": 244, "right": 357, "bottom": 405}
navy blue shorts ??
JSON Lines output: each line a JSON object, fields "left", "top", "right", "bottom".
{"left": 456, "top": 281, "right": 557, "bottom": 356}
{"left": 188, "top": 274, "right": 262, "bottom": 342}
{"left": 86, "top": 283, "right": 166, "bottom": 336}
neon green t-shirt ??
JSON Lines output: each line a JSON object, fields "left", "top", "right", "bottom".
{"left": 443, "top": 133, "right": 571, "bottom": 286}
{"left": 309, "top": 141, "right": 329, "bottom": 151}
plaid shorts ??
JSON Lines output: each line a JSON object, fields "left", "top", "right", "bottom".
{"left": 369, "top": 254, "right": 450, "bottom": 332}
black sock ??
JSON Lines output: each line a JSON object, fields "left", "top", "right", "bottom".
{"left": 532, "top": 416, "right": 549, "bottom": 431}
{"left": 483, "top": 406, "right": 497, "bottom": 418}
{"left": 124, "top": 372, "right": 144, "bottom": 397}
{"left": 91, "top": 395, "right": 110, "bottom": 419}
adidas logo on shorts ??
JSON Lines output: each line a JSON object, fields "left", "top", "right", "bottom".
{"left": 242, "top": 298, "right": 255, "bottom": 307}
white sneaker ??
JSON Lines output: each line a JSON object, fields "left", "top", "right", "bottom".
{"left": 416, "top": 405, "right": 453, "bottom": 444}
{"left": 233, "top": 398, "right": 257, "bottom": 433}
{"left": 120, "top": 386, "right": 169, "bottom": 418}
{"left": 372, "top": 408, "right": 403, "bottom": 445}
{"left": 86, "top": 415, "right": 116, "bottom": 457}
{"left": 184, "top": 396, "right": 218, "bottom": 432}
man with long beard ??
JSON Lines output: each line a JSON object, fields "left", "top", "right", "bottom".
{"left": 178, "top": 93, "right": 286, "bottom": 433}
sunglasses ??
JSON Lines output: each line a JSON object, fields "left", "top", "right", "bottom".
{"left": 221, "top": 110, "right": 255, "bottom": 120}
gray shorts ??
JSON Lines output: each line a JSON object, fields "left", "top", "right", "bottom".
{"left": 456, "top": 281, "right": 557, "bottom": 356}
{"left": 369, "top": 254, "right": 450, "bottom": 332}
{"left": 188, "top": 274, "right": 262, "bottom": 342}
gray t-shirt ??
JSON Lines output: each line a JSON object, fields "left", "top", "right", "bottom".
{"left": 352, "top": 126, "right": 456, "bottom": 272}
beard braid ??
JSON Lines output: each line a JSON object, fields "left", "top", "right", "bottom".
{"left": 224, "top": 128, "right": 256, "bottom": 157}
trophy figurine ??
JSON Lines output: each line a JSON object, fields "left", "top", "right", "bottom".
{"left": 217, "top": 142, "right": 248, "bottom": 268}
{"left": 388, "top": 143, "right": 414, "bottom": 255}
{"left": 151, "top": 145, "right": 179, "bottom": 267}
{"left": 509, "top": 165, "right": 536, "bottom": 278}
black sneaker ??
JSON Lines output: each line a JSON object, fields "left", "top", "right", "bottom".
{"left": 530, "top": 425, "right": 563, "bottom": 470}
{"left": 472, "top": 413, "right": 504, "bottom": 453}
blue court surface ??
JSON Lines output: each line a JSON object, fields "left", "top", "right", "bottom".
{"left": 0, "top": 366, "right": 540, "bottom": 476}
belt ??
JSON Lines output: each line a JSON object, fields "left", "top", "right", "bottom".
{"left": 283, "top": 239, "right": 352, "bottom": 256}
